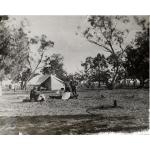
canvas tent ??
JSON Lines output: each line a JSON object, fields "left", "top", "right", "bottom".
{"left": 27, "top": 74, "right": 65, "bottom": 91}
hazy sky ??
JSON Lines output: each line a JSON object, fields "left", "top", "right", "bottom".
{"left": 9, "top": 16, "right": 144, "bottom": 73}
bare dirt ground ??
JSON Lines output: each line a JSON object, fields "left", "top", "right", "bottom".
{"left": 0, "top": 89, "right": 149, "bottom": 134}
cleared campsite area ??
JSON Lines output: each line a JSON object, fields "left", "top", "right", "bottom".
{"left": 0, "top": 89, "right": 149, "bottom": 134}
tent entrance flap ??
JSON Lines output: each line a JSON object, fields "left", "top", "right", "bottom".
{"left": 51, "top": 75, "right": 65, "bottom": 90}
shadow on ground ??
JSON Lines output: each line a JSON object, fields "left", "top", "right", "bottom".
{"left": 0, "top": 114, "right": 149, "bottom": 135}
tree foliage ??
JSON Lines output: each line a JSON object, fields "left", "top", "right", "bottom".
{"left": 0, "top": 16, "right": 54, "bottom": 89}
{"left": 83, "top": 16, "right": 131, "bottom": 87}
{"left": 83, "top": 16, "right": 149, "bottom": 88}
{"left": 81, "top": 53, "right": 110, "bottom": 87}
{"left": 124, "top": 18, "right": 149, "bottom": 86}
{"left": 42, "top": 53, "right": 67, "bottom": 81}
{"left": 28, "top": 34, "right": 54, "bottom": 78}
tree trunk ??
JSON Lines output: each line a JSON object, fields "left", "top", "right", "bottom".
{"left": 21, "top": 81, "right": 24, "bottom": 90}
{"left": 24, "top": 81, "right": 27, "bottom": 91}
{"left": 139, "top": 77, "right": 144, "bottom": 87}
{"left": 0, "top": 78, "right": 2, "bottom": 86}
{"left": 111, "top": 66, "right": 119, "bottom": 89}
{"left": 98, "top": 80, "right": 101, "bottom": 88}
{"left": 98, "top": 69, "right": 101, "bottom": 88}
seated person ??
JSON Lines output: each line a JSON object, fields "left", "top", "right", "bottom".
{"left": 30, "top": 87, "right": 40, "bottom": 101}
{"left": 38, "top": 94, "right": 46, "bottom": 101}
{"left": 59, "top": 88, "right": 65, "bottom": 96}
{"left": 54, "top": 88, "right": 65, "bottom": 99}
{"left": 62, "top": 82, "right": 71, "bottom": 100}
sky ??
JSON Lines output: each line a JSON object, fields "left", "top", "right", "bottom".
{"left": 9, "top": 16, "right": 145, "bottom": 74}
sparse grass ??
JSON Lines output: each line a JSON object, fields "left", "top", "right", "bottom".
{"left": 0, "top": 89, "right": 149, "bottom": 134}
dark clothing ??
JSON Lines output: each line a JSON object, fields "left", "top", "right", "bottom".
{"left": 30, "top": 89, "right": 34, "bottom": 100}
{"left": 72, "top": 87, "right": 77, "bottom": 96}
{"left": 30, "top": 88, "right": 39, "bottom": 101}
{"left": 70, "top": 81, "right": 77, "bottom": 96}
{"left": 65, "top": 82, "right": 71, "bottom": 92}
{"left": 65, "top": 87, "right": 71, "bottom": 92}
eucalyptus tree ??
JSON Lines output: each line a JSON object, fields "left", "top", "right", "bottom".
{"left": 83, "top": 16, "right": 131, "bottom": 87}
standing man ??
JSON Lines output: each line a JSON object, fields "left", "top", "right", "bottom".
{"left": 65, "top": 80, "right": 71, "bottom": 92}
{"left": 70, "top": 79, "right": 78, "bottom": 98}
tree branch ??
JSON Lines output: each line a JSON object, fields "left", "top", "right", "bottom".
{"left": 99, "top": 25, "right": 115, "bottom": 54}
{"left": 108, "top": 42, "right": 115, "bottom": 54}
{"left": 119, "top": 42, "right": 126, "bottom": 57}
{"left": 27, "top": 50, "right": 45, "bottom": 81}
{"left": 87, "top": 39, "right": 112, "bottom": 53}
{"left": 27, "top": 55, "right": 32, "bottom": 71}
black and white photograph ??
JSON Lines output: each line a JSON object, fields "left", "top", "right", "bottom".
{"left": 0, "top": 15, "right": 149, "bottom": 135}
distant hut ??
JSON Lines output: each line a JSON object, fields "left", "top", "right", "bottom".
{"left": 120, "top": 78, "right": 140, "bottom": 88}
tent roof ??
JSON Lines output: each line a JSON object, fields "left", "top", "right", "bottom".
{"left": 28, "top": 74, "right": 50, "bottom": 86}
{"left": 51, "top": 75, "right": 64, "bottom": 84}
